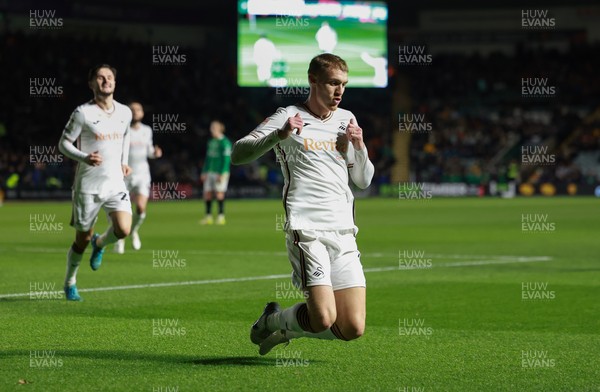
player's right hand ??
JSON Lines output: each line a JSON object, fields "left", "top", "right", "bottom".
{"left": 277, "top": 113, "right": 303, "bottom": 140}
{"left": 200, "top": 174, "right": 207, "bottom": 182}
{"left": 85, "top": 151, "right": 102, "bottom": 166}
{"left": 122, "top": 164, "right": 132, "bottom": 177}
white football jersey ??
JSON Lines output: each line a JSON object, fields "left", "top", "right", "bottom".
{"left": 245, "top": 104, "right": 374, "bottom": 230}
{"left": 127, "top": 123, "right": 154, "bottom": 181}
{"left": 62, "top": 100, "right": 131, "bottom": 196}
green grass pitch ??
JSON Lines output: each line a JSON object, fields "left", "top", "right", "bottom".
{"left": 0, "top": 197, "right": 598, "bottom": 391}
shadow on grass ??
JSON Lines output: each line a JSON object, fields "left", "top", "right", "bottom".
{"left": 0, "top": 350, "right": 321, "bottom": 367}
{"left": 188, "top": 356, "right": 275, "bottom": 366}
{"left": 188, "top": 356, "right": 324, "bottom": 366}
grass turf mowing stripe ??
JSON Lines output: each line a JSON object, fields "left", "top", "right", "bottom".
{"left": 0, "top": 256, "right": 550, "bottom": 298}
{"left": 9, "top": 246, "right": 548, "bottom": 260}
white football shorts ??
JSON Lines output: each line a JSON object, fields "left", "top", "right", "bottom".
{"left": 286, "top": 228, "right": 366, "bottom": 291}
{"left": 125, "top": 174, "right": 151, "bottom": 197}
{"left": 70, "top": 191, "right": 132, "bottom": 232}
{"left": 203, "top": 173, "right": 230, "bottom": 193}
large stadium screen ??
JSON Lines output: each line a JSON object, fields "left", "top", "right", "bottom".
{"left": 238, "top": 0, "right": 388, "bottom": 88}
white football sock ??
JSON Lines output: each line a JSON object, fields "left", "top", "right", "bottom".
{"left": 266, "top": 302, "right": 344, "bottom": 341}
{"left": 64, "top": 246, "right": 83, "bottom": 287}
{"left": 267, "top": 303, "right": 305, "bottom": 332}
{"left": 131, "top": 212, "right": 146, "bottom": 233}
{"left": 96, "top": 227, "right": 119, "bottom": 248}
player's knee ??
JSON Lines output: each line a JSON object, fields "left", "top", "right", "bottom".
{"left": 312, "top": 318, "right": 334, "bottom": 333}
{"left": 74, "top": 232, "right": 93, "bottom": 250}
{"left": 343, "top": 321, "right": 365, "bottom": 340}
{"left": 310, "top": 310, "right": 337, "bottom": 332}
{"left": 79, "top": 234, "right": 93, "bottom": 244}
{"left": 338, "top": 317, "right": 365, "bottom": 340}
{"left": 114, "top": 226, "right": 130, "bottom": 239}
{"left": 72, "top": 240, "right": 88, "bottom": 253}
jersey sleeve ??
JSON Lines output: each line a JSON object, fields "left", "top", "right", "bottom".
{"left": 62, "top": 108, "right": 84, "bottom": 142}
{"left": 347, "top": 144, "right": 375, "bottom": 189}
{"left": 58, "top": 108, "right": 88, "bottom": 163}
{"left": 346, "top": 115, "right": 375, "bottom": 189}
{"left": 231, "top": 107, "right": 288, "bottom": 165}
{"left": 146, "top": 127, "right": 156, "bottom": 158}
{"left": 121, "top": 110, "right": 132, "bottom": 166}
{"left": 122, "top": 125, "right": 130, "bottom": 165}
{"left": 220, "top": 138, "right": 232, "bottom": 174}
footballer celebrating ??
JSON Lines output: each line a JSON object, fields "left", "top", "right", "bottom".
{"left": 114, "top": 101, "right": 162, "bottom": 253}
{"left": 231, "top": 54, "right": 374, "bottom": 354}
{"left": 59, "top": 64, "right": 133, "bottom": 301}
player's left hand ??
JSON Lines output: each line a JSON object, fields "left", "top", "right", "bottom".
{"left": 336, "top": 132, "right": 349, "bottom": 155}
{"left": 346, "top": 118, "right": 365, "bottom": 150}
{"left": 154, "top": 145, "right": 163, "bottom": 158}
{"left": 122, "top": 164, "right": 132, "bottom": 177}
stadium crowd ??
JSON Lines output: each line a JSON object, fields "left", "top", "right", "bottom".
{"left": 403, "top": 43, "right": 600, "bottom": 187}
{"left": 1, "top": 29, "right": 598, "bottom": 196}
{"left": 0, "top": 30, "right": 392, "bottom": 195}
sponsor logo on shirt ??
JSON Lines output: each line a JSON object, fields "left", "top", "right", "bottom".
{"left": 303, "top": 138, "right": 336, "bottom": 151}
{"left": 95, "top": 132, "right": 123, "bottom": 141}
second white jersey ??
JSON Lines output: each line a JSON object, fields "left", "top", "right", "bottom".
{"left": 128, "top": 123, "right": 155, "bottom": 181}
{"left": 249, "top": 104, "right": 367, "bottom": 230}
{"left": 62, "top": 100, "right": 131, "bottom": 196}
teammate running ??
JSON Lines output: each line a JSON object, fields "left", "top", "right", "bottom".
{"left": 59, "top": 64, "right": 132, "bottom": 301}
{"left": 200, "top": 120, "right": 232, "bottom": 225}
{"left": 114, "top": 102, "right": 162, "bottom": 253}
{"left": 231, "top": 54, "right": 374, "bottom": 354}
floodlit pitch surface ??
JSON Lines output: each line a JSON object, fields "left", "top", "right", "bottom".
{"left": 1, "top": 198, "right": 598, "bottom": 391}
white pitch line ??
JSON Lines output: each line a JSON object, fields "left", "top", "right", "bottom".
{"left": 443, "top": 256, "right": 551, "bottom": 267}
{"left": 10, "top": 247, "right": 549, "bottom": 261}
{"left": 425, "top": 254, "right": 548, "bottom": 260}
{"left": 0, "top": 256, "right": 550, "bottom": 299}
